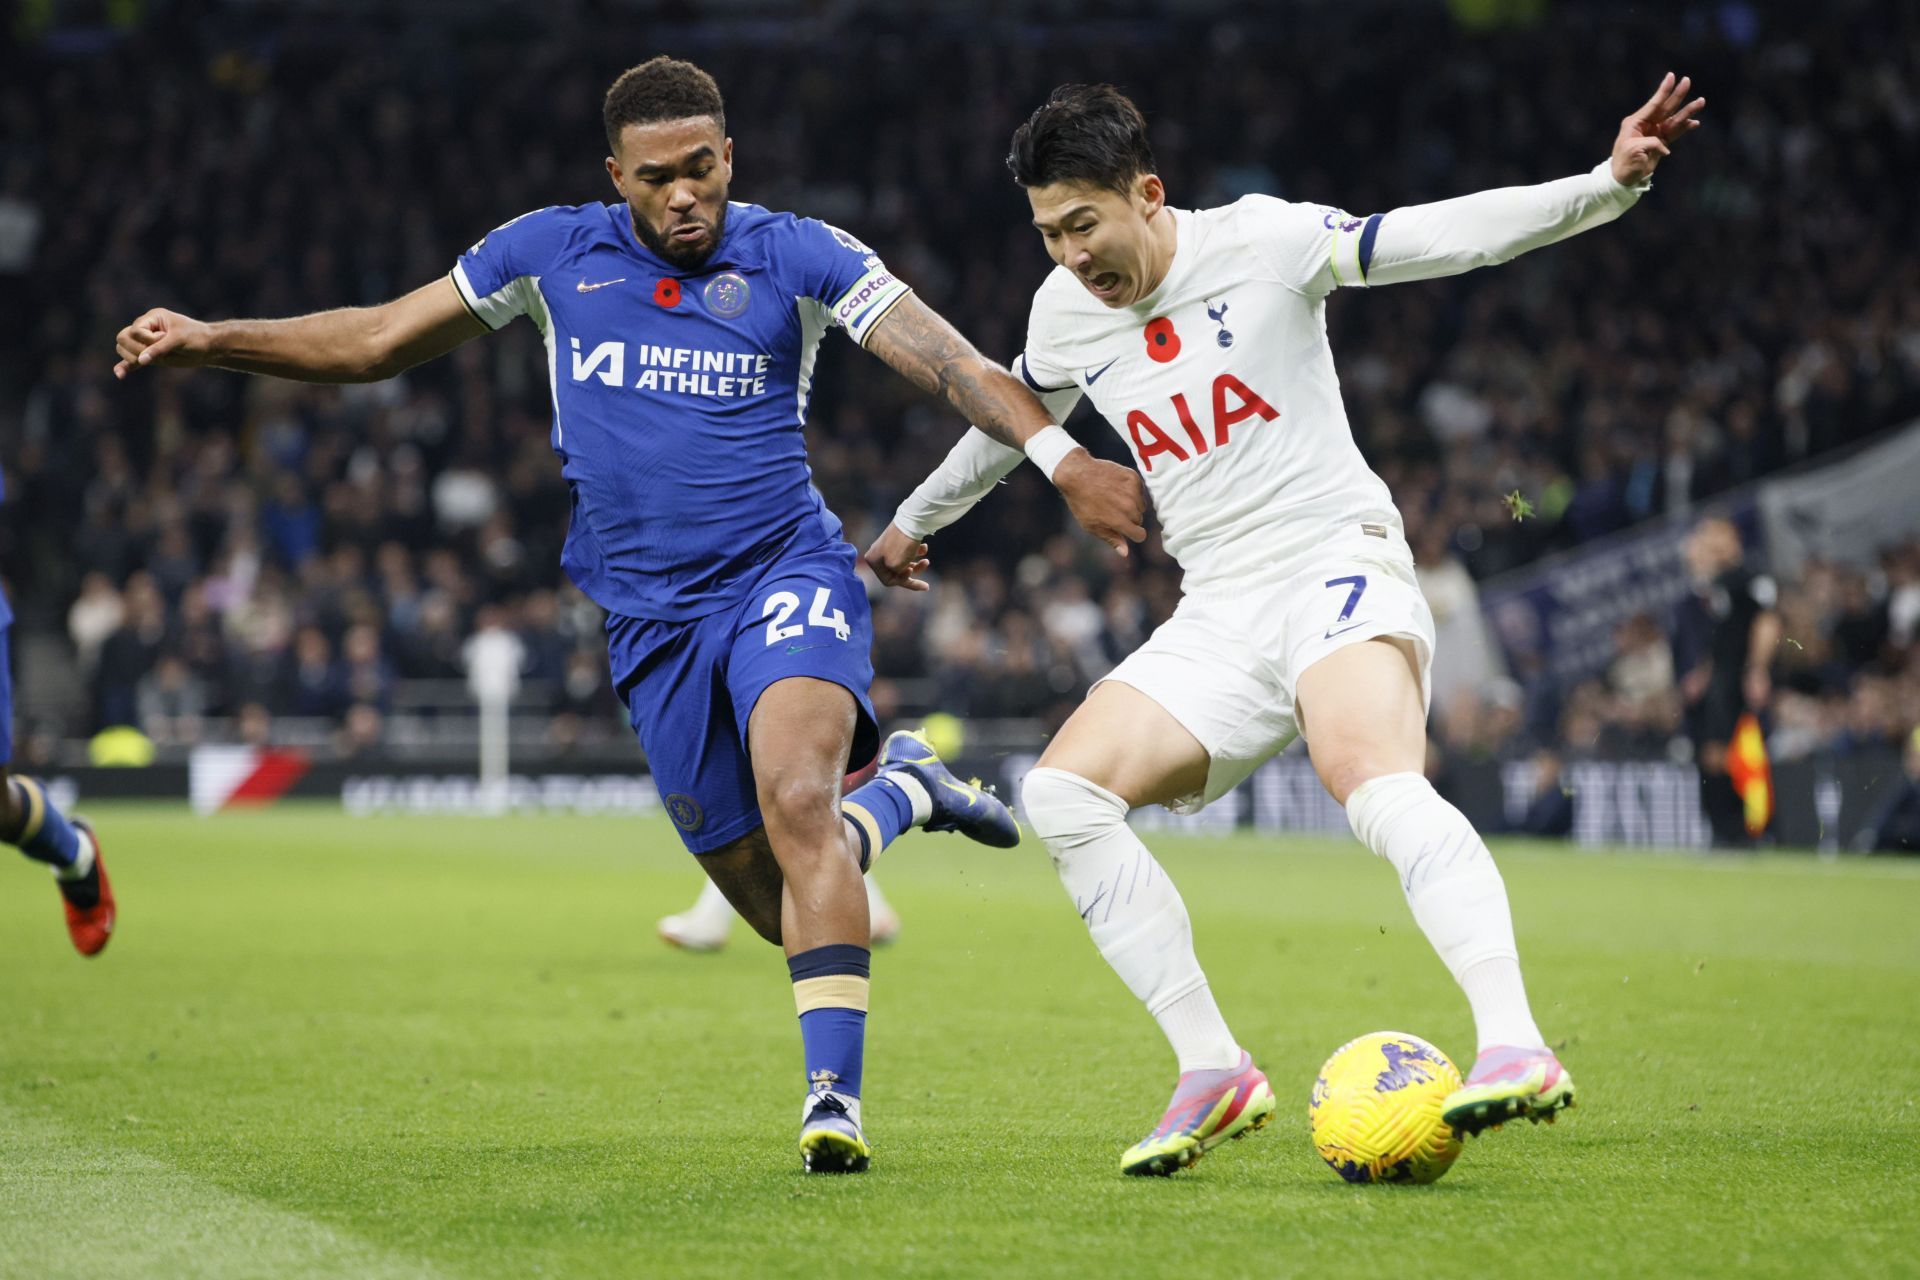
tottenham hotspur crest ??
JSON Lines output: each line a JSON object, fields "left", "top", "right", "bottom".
{"left": 1206, "top": 299, "right": 1234, "bottom": 349}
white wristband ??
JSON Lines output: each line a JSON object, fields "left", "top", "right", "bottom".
{"left": 1023, "top": 424, "right": 1080, "bottom": 482}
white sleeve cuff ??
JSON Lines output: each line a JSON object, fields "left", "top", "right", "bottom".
{"left": 1592, "top": 159, "right": 1651, "bottom": 200}
{"left": 892, "top": 428, "right": 1026, "bottom": 539}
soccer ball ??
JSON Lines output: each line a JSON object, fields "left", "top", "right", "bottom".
{"left": 1309, "top": 1031, "right": 1464, "bottom": 1184}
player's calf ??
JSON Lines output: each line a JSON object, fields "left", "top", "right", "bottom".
{"left": 659, "top": 874, "right": 900, "bottom": 951}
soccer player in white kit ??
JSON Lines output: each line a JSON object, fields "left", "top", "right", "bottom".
{"left": 867, "top": 75, "right": 1704, "bottom": 1175}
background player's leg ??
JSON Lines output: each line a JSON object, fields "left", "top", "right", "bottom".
{"left": 1297, "top": 638, "right": 1571, "bottom": 1130}
{"left": 0, "top": 762, "right": 115, "bottom": 957}
{"left": 659, "top": 868, "right": 900, "bottom": 951}
{"left": 657, "top": 877, "right": 740, "bottom": 951}
{"left": 695, "top": 829, "right": 786, "bottom": 945}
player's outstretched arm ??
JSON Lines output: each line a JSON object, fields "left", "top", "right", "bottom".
{"left": 864, "top": 427, "right": 1027, "bottom": 590}
{"left": 1351, "top": 73, "right": 1703, "bottom": 289}
{"left": 113, "top": 277, "right": 487, "bottom": 383}
{"left": 863, "top": 294, "right": 1145, "bottom": 555}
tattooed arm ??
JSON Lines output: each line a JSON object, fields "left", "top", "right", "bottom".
{"left": 863, "top": 293, "right": 1145, "bottom": 553}
{"left": 862, "top": 292, "right": 1056, "bottom": 449}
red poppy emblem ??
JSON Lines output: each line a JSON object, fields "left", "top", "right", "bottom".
{"left": 653, "top": 278, "right": 682, "bottom": 308}
{"left": 1144, "top": 317, "right": 1181, "bottom": 363}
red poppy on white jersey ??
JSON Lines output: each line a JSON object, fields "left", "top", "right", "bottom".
{"left": 895, "top": 163, "right": 1647, "bottom": 592}
{"left": 1010, "top": 198, "right": 1405, "bottom": 590}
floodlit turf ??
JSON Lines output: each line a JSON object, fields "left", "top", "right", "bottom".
{"left": 3, "top": 805, "right": 1917, "bottom": 1279}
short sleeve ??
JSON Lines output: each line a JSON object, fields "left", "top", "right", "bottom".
{"left": 451, "top": 209, "right": 550, "bottom": 330}
{"left": 793, "top": 219, "right": 913, "bottom": 348}
{"left": 1235, "top": 194, "right": 1384, "bottom": 296}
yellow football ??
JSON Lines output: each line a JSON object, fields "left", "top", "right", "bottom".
{"left": 1309, "top": 1031, "right": 1464, "bottom": 1183}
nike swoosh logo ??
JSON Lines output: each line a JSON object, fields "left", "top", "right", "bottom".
{"left": 1084, "top": 359, "right": 1118, "bottom": 384}
{"left": 576, "top": 277, "right": 626, "bottom": 293}
{"left": 939, "top": 777, "right": 981, "bottom": 803}
{"left": 1323, "top": 621, "right": 1371, "bottom": 640}
{"left": 784, "top": 643, "right": 826, "bottom": 654}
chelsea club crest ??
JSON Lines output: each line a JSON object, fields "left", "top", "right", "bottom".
{"left": 704, "top": 272, "right": 751, "bottom": 319}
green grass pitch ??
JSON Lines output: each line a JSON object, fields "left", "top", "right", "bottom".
{"left": 3, "top": 804, "right": 1917, "bottom": 1278}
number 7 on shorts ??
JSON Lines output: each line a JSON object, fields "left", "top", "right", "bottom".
{"left": 1322, "top": 574, "right": 1368, "bottom": 638}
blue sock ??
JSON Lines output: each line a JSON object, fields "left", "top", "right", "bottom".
{"left": 6, "top": 778, "right": 81, "bottom": 869}
{"left": 841, "top": 774, "right": 919, "bottom": 871}
{"left": 788, "top": 943, "right": 870, "bottom": 1100}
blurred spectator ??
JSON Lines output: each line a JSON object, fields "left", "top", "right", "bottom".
{"left": 1865, "top": 728, "right": 1920, "bottom": 854}
{"left": 66, "top": 572, "right": 123, "bottom": 676}
{"left": 0, "top": 4, "right": 1916, "bottom": 765}
{"left": 1672, "top": 517, "right": 1780, "bottom": 845}
{"left": 136, "top": 654, "right": 208, "bottom": 746}
{"left": 1417, "top": 525, "right": 1506, "bottom": 718}
{"left": 1514, "top": 749, "right": 1575, "bottom": 839}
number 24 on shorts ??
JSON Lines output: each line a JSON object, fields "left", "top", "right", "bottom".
{"left": 762, "top": 587, "right": 850, "bottom": 645}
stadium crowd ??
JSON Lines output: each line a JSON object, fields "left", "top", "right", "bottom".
{"left": 2, "top": 1, "right": 1917, "bottom": 774}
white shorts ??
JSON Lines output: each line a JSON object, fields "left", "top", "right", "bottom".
{"left": 1097, "top": 548, "right": 1436, "bottom": 814}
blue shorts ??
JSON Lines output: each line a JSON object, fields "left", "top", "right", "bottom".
{"left": 608, "top": 540, "right": 878, "bottom": 854}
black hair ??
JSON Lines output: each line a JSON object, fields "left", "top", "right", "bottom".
{"left": 1006, "top": 84, "right": 1155, "bottom": 193}
{"left": 603, "top": 56, "right": 726, "bottom": 152}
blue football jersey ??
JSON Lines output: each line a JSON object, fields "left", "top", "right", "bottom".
{"left": 452, "top": 201, "right": 912, "bottom": 622}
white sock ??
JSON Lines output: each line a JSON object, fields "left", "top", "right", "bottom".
{"left": 684, "top": 877, "right": 734, "bottom": 928}
{"left": 1459, "top": 958, "right": 1545, "bottom": 1051}
{"left": 1155, "top": 987, "right": 1241, "bottom": 1074}
{"left": 53, "top": 830, "right": 95, "bottom": 883}
{"left": 1345, "top": 772, "right": 1546, "bottom": 1053}
{"left": 881, "top": 771, "right": 934, "bottom": 826}
{"left": 1023, "top": 767, "right": 1241, "bottom": 1073}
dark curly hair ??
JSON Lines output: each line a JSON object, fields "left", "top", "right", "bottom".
{"left": 603, "top": 57, "right": 726, "bottom": 152}
{"left": 1007, "top": 84, "right": 1156, "bottom": 194}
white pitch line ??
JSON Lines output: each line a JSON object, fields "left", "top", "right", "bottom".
{"left": 0, "top": 1101, "right": 455, "bottom": 1280}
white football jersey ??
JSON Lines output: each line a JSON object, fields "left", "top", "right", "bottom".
{"left": 1015, "top": 197, "right": 1402, "bottom": 590}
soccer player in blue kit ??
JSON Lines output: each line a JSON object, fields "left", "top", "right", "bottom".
{"left": 113, "top": 56, "right": 1147, "bottom": 1174}
{"left": 0, "top": 476, "right": 117, "bottom": 956}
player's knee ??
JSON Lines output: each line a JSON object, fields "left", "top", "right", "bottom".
{"left": 1316, "top": 751, "right": 1409, "bottom": 809}
{"left": 1343, "top": 770, "right": 1432, "bottom": 848}
{"left": 1021, "top": 766, "right": 1128, "bottom": 853}
{"left": 756, "top": 770, "right": 841, "bottom": 836}
{"left": 1344, "top": 770, "right": 1491, "bottom": 878}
